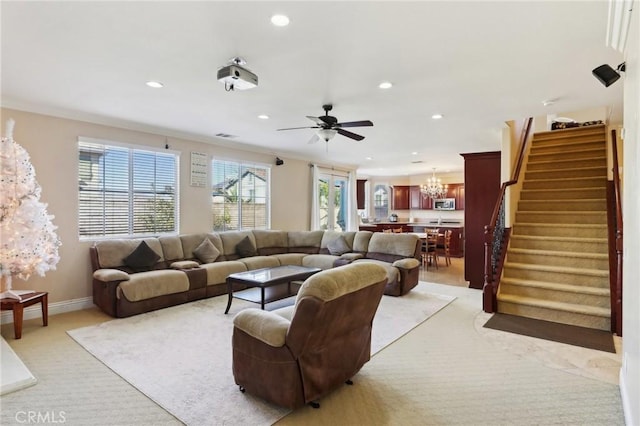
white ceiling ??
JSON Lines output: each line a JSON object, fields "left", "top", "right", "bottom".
{"left": 0, "top": 1, "right": 624, "bottom": 176}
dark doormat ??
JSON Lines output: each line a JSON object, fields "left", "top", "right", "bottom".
{"left": 483, "top": 313, "right": 616, "bottom": 353}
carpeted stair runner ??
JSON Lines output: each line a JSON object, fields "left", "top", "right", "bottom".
{"left": 498, "top": 125, "right": 611, "bottom": 331}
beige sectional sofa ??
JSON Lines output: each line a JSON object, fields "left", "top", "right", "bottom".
{"left": 90, "top": 230, "right": 421, "bottom": 318}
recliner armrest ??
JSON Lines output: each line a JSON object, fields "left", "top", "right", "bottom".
{"left": 93, "top": 268, "right": 130, "bottom": 282}
{"left": 233, "top": 309, "right": 290, "bottom": 347}
{"left": 392, "top": 258, "right": 420, "bottom": 270}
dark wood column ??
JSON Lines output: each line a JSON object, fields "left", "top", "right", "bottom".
{"left": 460, "top": 151, "right": 501, "bottom": 289}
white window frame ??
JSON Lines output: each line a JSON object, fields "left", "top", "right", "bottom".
{"left": 211, "top": 158, "right": 271, "bottom": 231}
{"left": 78, "top": 137, "right": 180, "bottom": 240}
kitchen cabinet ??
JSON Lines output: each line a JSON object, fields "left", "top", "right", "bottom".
{"left": 410, "top": 186, "right": 432, "bottom": 210}
{"left": 392, "top": 186, "right": 410, "bottom": 210}
{"left": 447, "top": 183, "right": 465, "bottom": 210}
{"left": 460, "top": 151, "right": 501, "bottom": 289}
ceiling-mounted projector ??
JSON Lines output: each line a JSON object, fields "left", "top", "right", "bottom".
{"left": 217, "top": 59, "right": 258, "bottom": 91}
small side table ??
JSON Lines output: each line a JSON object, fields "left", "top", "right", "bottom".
{"left": 0, "top": 292, "right": 48, "bottom": 339}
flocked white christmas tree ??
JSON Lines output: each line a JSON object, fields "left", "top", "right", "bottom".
{"left": 0, "top": 119, "right": 61, "bottom": 299}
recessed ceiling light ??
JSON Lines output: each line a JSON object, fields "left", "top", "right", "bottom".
{"left": 378, "top": 81, "right": 393, "bottom": 89}
{"left": 258, "top": 114, "right": 270, "bottom": 120}
{"left": 365, "top": 157, "right": 373, "bottom": 160}
{"left": 411, "top": 151, "right": 418, "bottom": 155}
{"left": 271, "top": 14, "right": 290, "bottom": 27}
{"left": 146, "top": 81, "right": 164, "bottom": 88}
{"left": 431, "top": 113, "right": 443, "bottom": 119}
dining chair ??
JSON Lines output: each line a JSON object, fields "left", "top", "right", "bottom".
{"left": 392, "top": 227, "right": 403, "bottom": 233}
{"left": 437, "top": 229, "right": 452, "bottom": 266}
{"left": 425, "top": 231, "right": 439, "bottom": 269}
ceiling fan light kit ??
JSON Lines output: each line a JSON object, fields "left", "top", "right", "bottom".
{"left": 277, "top": 104, "right": 373, "bottom": 144}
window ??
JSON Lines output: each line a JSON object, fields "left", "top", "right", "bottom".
{"left": 78, "top": 139, "right": 179, "bottom": 239}
{"left": 373, "top": 184, "right": 390, "bottom": 220}
{"left": 212, "top": 159, "right": 270, "bottom": 231}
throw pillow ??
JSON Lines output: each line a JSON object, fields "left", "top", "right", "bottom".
{"left": 193, "top": 238, "right": 220, "bottom": 264}
{"left": 327, "top": 235, "right": 351, "bottom": 255}
{"left": 123, "top": 241, "right": 160, "bottom": 272}
{"left": 236, "top": 236, "right": 257, "bottom": 258}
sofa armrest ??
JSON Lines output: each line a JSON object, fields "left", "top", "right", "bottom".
{"left": 93, "top": 268, "right": 130, "bottom": 282}
{"left": 392, "top": 258, "right": 420, "bottom": 270}
{"left": 233, "top": 309, "right": 290, "bottom": 347}
{"left": 340, "top": 252, "right": 364, "bottom": 261}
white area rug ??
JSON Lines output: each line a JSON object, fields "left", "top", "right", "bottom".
{"left": 67, "top": 282, "right": 454, "bottom": 425}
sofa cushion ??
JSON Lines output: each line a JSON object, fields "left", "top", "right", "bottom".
{"left": 274, "top": 253, "right": 307, "bottom": 267}
{"left": 199, "top": 261, "right": 248, "bottom": 286}
{"left": 219, "top": 231, "right": 255, "bottom": 260}
{"left": 351, "top": 258, "right": 400, "bottom": 286}
{"left": 252, "top": 230, "right": 289, "bottom": 256}
{"left": 158, "top": 236, "right": 184, "bottom": 261}
{"left": 94, "top": 238, "right": 164, "bottom": 269}
{"left": 170, "top": 260, "right": 200, "bottom": 269}
{"left": 296, "top": 263, "right": 387, "bottom": 302}
{"left": 236, "top": 236, "right": 258, "bottom": 258}
{"left": 193, "top": 238, "right": 220, "bottom": 263}
{"left": 353, "top": 231, "right": 373, "bottom": 253}
{"left": 93, "top": 269, "right": 130, "bottom": 282}
{"left": 320, "top": 231, "right": 355, "bottom": 255}
{"left": 123, "top": 241, "right": 161, "bottom": 272}
{"left": 366, "top": 233, "right": 419, "bottom": 262}
{"left": 240, "top": 256, "right": 280, "bottom": 270}
{"left": 287, "top": 231, "right": 323, "bottom": 254}
{"left": 180, "top": 233, "right": 223, "bottom": 261}
{"left": 327, "top": 235, "right": 351, "bottom": 255}
{"left": 118, "top": 269, "right": 189, "bottom": 302}
{"left": 302, "top": 254, "right": 340, "bottom": 270}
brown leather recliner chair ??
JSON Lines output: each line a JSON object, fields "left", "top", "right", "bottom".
{"left": 231, "top": 263, "right": 388, "bottom": 409}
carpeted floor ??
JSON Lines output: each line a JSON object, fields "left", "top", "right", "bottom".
{"left": 483, "top": 312, "right": 616, "bottom": 353}
{"left": 0, "top": 282, "right": 623, "bottom": 426}
{"left": 65, "top": 284, "right": 454, "bottom": 425}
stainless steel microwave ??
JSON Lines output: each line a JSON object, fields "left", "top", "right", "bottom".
{"left": 433, "top": 198, "right": 455, "bottom": 210}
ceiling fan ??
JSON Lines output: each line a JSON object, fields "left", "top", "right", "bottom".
{"left": 277, "top": 104, "right": 373, "bottom": 144}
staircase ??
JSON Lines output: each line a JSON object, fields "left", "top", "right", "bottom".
{"left": 497, "top": 124, "right": 610, "bottom": 331}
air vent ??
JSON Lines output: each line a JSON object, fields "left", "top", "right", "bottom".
{"left": 215, "top": 133, "right": 237, "bottom": 138}
{"left": 411, "top": 160, "right": 424, "bottom": 164}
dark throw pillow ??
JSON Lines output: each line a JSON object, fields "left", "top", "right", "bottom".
{"left": 123, "top": 241, "right": 160, "bottom": 272}
{"left": 236, "top": 236, "right": 257, "bottom": 258}
{"left": 193, "top": 238, "right": 220, "bottom": 264}
{"left": 328, "top": 235, "right": 351, "bottom": 256}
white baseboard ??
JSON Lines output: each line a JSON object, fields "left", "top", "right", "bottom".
{"left": 1, "top": 296, "right": 94, "bottom": 324}
{"left": 619, "top": 366, "right": 636, "bottom": 426}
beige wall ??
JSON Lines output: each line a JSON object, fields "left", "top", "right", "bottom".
{"left": 0, "top": 108, "right": 312, "bottom": 303}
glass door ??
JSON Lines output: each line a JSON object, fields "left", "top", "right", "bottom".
{"left": 317, "top": 173, "right": 348, "bottom": 231}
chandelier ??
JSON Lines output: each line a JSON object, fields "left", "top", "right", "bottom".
{"left": 420, "top": 168, "right": 448, "bottom": 199}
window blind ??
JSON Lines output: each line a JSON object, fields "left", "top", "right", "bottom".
{"left": 78, "top": 140, "right": 179, "bottom": 239}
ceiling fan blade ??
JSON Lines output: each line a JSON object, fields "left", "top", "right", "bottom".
{"left": 337, "top": 128, "right": 365, "bottom": 141}
{"left": 277, "top": 126, "right": 320, "bottom": 131}
{"left": 336, "top": 120, "right": 373, "bottom": 128}
{"left": 306, "top": 116, "right": 325, "bottom": 126}
{"left": 307, "top": 133, "right": 320, "bottom": 144}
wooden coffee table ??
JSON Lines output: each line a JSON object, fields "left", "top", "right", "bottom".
{"left": 224, "top": 265, "right": 321, "bottom": 314}
{"left": 0, "top": 291, "right": 48, "bottom": 339}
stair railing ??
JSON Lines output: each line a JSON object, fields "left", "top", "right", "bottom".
{"left": 483, "top": 117, "right": 533, "bottom": 312}
{"left": 608, "top": 129, "right": 623, "bottom": 336}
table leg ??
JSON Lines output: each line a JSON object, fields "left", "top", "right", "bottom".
{"left": 224, "top": 279, "right": 233, "bottom": 314}
{"left": 42, "top": 293, "right": 48, "bottom": 326}
{"left": 13, "top": 304, "right": 24, "bottom": 339}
